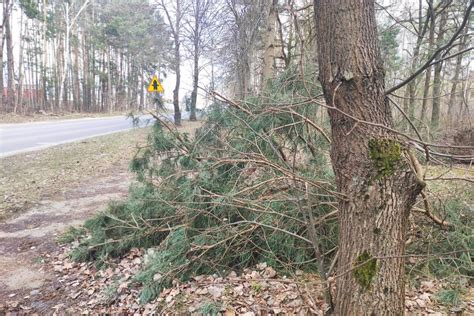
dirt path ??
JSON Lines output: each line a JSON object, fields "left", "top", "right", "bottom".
{"left": 0, "top": 171, "right": 132, "bottom": 307}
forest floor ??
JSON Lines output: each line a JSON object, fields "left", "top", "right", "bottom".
{"left": 0, "top": 121, "right": 473, "bottom": 314}
{"left": 0, "top": 111, "right": 133, "bottom": 124}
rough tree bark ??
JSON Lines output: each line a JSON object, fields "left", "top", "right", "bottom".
{"left": 314, "top": 0, "right": 424, "bottom": 314}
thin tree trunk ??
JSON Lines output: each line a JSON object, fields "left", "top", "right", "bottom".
{"left": 59, "top": 1, "right": 70, "bottom": 111}
{"left": 448, "top": 26, "right": 468, "bottom": 122}
{"left": 34, "top": 22, "right": 40, "bottom": 110}
{"left": 174, "top": 0, "right": 182, "bottom": 125}
{"left": 260, "top": 0, "right": 277, "bottom": 91}
{"left": 15, "top": 13, "right": 25, "bottom": 114}
{"left": 314, "top": 0, "right": 423, "bottom": 313}
{"left": 54, "top": 37, "right": 61, "bottom": 111}
{"left": 91, "top": 44, "right": 96, "bottom": 111}
{"left": 139, "top": 68, "right": 144, "bottom": 110}
{"left": 5, "top": 0, "right": 15, "bottom": 112}
{"left": 0, "top": 0, "right": 5, "bottom": 111}
{"left": 420, "top": 6, "right": 436, "bottom": 122}
{"left": 190, "top": 30, "right": 199, "bottom": 120}
{"left": 28, "top": 33, "right": 35, "bottom": 113}
{"left": 101, "top": 50, "right": 106, "bottom": 112}
{"left": 42, "top": 0, "right": 48, "bottom": 111}
{"left": 161, "top": 0, "right": 182, "bottom": 125}
{"left": 407, "top": 0, "right": 431, "bottom": 126}
{"left": 107, "top": 46, "right": 112, "bottom": 113}
{"left": 82, "top": 31, "right": 90, "bottom": 112}
{"left": 431, "top": 9, "right": 448, "bottom": 128}
{"left": 173, "top": 39, "right": 182, "bottom": 125}
{"left": 72, "top": 25, "right": 81, "bottom": 112}
{"left": 189, "top": 0, "right": 200, "bottom": 121}
{"left": 459, "top": 69, "right": 471, "bottom": 118}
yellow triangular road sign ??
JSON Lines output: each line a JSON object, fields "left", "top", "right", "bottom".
{"left": 147, "top": 75, "right": 164, "bottom": 93}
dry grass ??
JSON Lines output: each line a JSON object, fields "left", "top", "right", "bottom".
{"left": 424, "top": 164, "right": 474, "bottom": 199}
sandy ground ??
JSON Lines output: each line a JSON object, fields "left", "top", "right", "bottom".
{"left": 0, "top": 170, "right": 132, "bottom": 304}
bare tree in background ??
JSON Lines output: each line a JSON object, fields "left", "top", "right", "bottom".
{"left": 161, "top": 0, "right": 186, "bottom": 126}
{"left": 226, "top": 0, "right": 267, "bottom": 99}
{"left": 185, "top": 0, "right": 214, "bottom": 121}
{"left": 419, "top": 0, "right": 436, "bottom": 123}
{"left": 0, "top": 0, "right": 6, "bottom": 110}
{"left": 260, "top": 0, "right": 278, "bottom": 91}
{"left": 430, "top": 6, "right": 448, "bottom": 128}
{"left": 5, "top": 0, "right": 15, "bottom": 111}
{"left": 447, "top": 25, "right": 469, "bottom": 122}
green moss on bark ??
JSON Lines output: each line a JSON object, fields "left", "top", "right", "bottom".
{"left": 368, "top": 138, "right": 402, "bottom": 178}
{"left": 353, "top": 251, "right": 378, "bottom": 290}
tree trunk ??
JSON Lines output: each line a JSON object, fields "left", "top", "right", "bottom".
{"left": 407, "top": 0, "right": 431, "bottom": 127}
{"left": 72, "top": 25, "right": 81, "bottom": 112}
{"left": 173, "top": 0, "right": 182, "bottom": 125}
{"left": 34, "top": 23, "right": 40, "bottom": 110}
{"left": 314, "top": 0, "right": 423, "bottom": 314}
{"left": 139, "top": 68, "right": 144, "bottom": 110}
{"left": 430, "top": 9, "right": 448, "bottom": 128}
{"left": 420, "top": 5, "right": 435, "bottom": 123}
{"left": 190, "top": 36, "right": 199, "bottom": 121}
{"left": 15, "top": 13, "right": 25, "bottom": 114}
{"left": 107, "top": 46, "right": 113, "bottom": 113}
{"left": 260, "top": 0, "right": 277, "bottom": 91}
{"left": 82, "top": 32, "right": 91, "bottom": 112}
{"left": 5, "top": 0, "right": 15, "bottom": 112}
{"left": 42, "top": 0, "right": 48, "bottom": 111}
{"left": 447, "top": 26, "right": 468, "bottom": 122}
{"left": 56, "top": 36, "right": 63, "bottom": 110}
{"left": 189, "top": 0, "right": 200, "bottom": 122}
{"left": 91, "top": 44, "right": 96, "bottom": 111}
{"left": 173, "top": 39, "right": 182, "bottom": 125}
{"left": 59, "top": 1, "right": 70, "bottom": 111}
{"left": 0, "top": 0, "right": 6, "bottom": 111}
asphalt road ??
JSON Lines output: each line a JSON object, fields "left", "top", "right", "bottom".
{"left": 0, "top": 113, "right": 187, "bottom": 157}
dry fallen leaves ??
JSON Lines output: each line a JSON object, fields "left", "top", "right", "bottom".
{"left": 1, "top": 245, "right": 472, "bottom": 315}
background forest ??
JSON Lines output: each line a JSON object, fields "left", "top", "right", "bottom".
{"left": 1, "top": 0, "right": 472, "bottom": 128}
